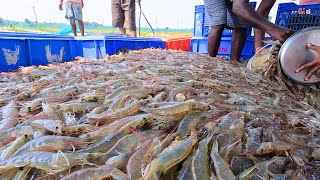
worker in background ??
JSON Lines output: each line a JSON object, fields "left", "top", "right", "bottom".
{"left": 112, "top": 0, "right": 140, "bottom": 37}
{"left": 232, "top": 0, "right": 293, "bottom": 43}
{"left": 205, "top": 0, "right": 293, "bottom": 61}
{"left": 204, "top": 0, "right": 248, "bottom": 61}
{"left": 59, "top": 0, "right": 85, "bottom": 36}
{"left": 254, "top": 0, "right": 276, "bottom": 52}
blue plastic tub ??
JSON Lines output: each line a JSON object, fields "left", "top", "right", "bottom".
{"left": 0, "top": 32, "right": 74, "bottom": 39}
{"left": 275, "top": 2, "right": 320, "bottom": 31}
{"left": 74, "top": 36, "right": 106, "bottom": 59}
{"left": 190, "top": 37, "right": 254, "bottom": 60}
{"left": 0, "top": 37, "right": 28, "bottom": 72}
{"left": 194, "top": 2, "right": 257, "bottom": 37}
{"left": 27, "top": 38, "right": 76, "bottom": 66}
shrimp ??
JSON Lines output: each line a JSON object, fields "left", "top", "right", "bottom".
{"left": 153, "top": 92, "right": 167, "bottom": 102}
{"left": 245, "top": 127, "right": 262, "bottom": 152}
{"left": 60, "top": 165, "right": 128, "bottom": 180}
{"left": 0, "top": 100, "right": 19, "bottom": 131}
{"left": 191, "top": 135, "right": 212, "bottom": 180}
{"left": 0, "top": 125, "right": 34, "bottom": 147}
{"left": 19, "top": 98, "right": 46, "bottom": 116}
{"left": 107, "top": 130, "right": 163, "bottom": 158}
{"left": 210, "top": 141, "right": 236, "bottom": 180}
{"left": 58, "top": 102, "right": 99, "bottom": 114}
{"left": 312, "top": 148, "right": 320, "bottom": 159}
{"left": 127, "top": 139, "right": 159, "bottom": 180}
{"left": 103, "top": 85, "right": 141, "bottom": 105}
{"left": 106, "top": 154, "right": 129, "bottom": 171}
{"left": 140, "top": 101, "right": 210, "bottom": 116}
{"left": 176, "top": 111, "right": 209, "bottom": 138}
{"left": 178, "top": 147, "right": 195, "bottom": 180}
{"left": 12, "top": 135, "right": 86, "bottom": 156}
{"left": 30, "top": 119, "right": 62, "bottom": 134}
{"left": 79, "top": 91, "right": 106, "bottom": 103}
{"left": 78, "top": 115, "right": 147, "bottom": 153}
{"left": 0, "top": 151, "right": 89, "bottom": 174}
{"left": 42, "top": 102, "right": 63, "bottom": 121}
{"left": 0, "top": 168, "right": 17, "bottom": 179}
{"left": 80, "top": 114, "right": 149, "bottom": 141}
{"left": 12, "top": 167, "right": 32, "bottom": 180}
{"left": 61, "top": 124, "right": 98, "bottom": 137}
{"left": 254, "top": 141, "right": 295, "bottom": 155}
{"left": 107, "top": 93, "right": 132, "bottom": 113}
{"left": 143, "top": 131, "right": 197, "bottom": 180}
{"left": 87, "top": 99, "right": 148, "bottom": 125}
{"left": 0, "top": 134, "right": 28, "bottom": 160}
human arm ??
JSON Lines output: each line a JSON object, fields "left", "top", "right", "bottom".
{"left": 232, "top": 0, "right": 293, "bottom": 42}
{"left": 59, "top": 0, "right": 63, "bottom": 11}
{"left": 296, "top": 43, "right": 320, "bottom": 81}
{"left": 80, "top": 0, "right": 84, "bottom": 8}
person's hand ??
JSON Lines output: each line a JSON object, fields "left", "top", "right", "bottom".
{"left": 269, "top": 27, "right": 294, "bottom": 43}
{"left": 80, "top": 2, "right": 84, "bottom": 8}
{"left": 59, "top": 3, "right": 63, "bottom": 11}
{"left": 296, "top": 43, "right": 320, "bottom": 81}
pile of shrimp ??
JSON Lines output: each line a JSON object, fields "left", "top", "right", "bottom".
{"left": 0, "top": 49, "right": 319, "bottom": 179}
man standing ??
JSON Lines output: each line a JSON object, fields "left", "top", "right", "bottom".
{"left": 112, "top": 0, "right": 140, "bottom": 37}
{"left": 59, "top": 0, "right": 84, "bottom": 36}
{"left": 205, "top": 0, "right": 293, "bottom": 61}
{"left": 204, "top": 0, "right": 248, "bottom": 61}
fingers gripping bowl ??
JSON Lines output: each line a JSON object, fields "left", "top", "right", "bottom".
{"left": 279, "top": 27, "right": 320, "bottom": 85}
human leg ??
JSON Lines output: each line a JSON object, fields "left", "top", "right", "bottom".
{"left": 231, "top": 28, "right": 246, "bottom": 61}
{"left": 204, "top": 0, "right": 227, "bottom": 57}
{"left": 123, "top": 0, "right": 137, "bottom": 37}
{"left": 65, "top": 2, "right": 77, "bottom": 36}
{"left": 227, "top": 0, "right": 248, "bottom": 61}
{"left": 254, "top": 0, "right": 276, "bottom": 52}
{"left": 112, "top": 0, "right": 125, "bottom": 34}
{"left": 78, "top": 20, "right": 84, "bottom": 36}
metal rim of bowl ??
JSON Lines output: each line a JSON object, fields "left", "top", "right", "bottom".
{"left": 278, "top": 26, "right": 320, "bottom": 85}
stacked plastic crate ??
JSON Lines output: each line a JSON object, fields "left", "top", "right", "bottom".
{"left": 275, "top": 2, "right": 320, "bottom": 32}
{"left": 0, "top": 32, "right": 166, "bottom": 72}
{"left": 191, "top": 3, "right": 256, "bottom": 60}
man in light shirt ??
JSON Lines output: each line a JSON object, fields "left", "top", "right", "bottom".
{"left": 59, "top": 0, "right": 84, "bottom": 36}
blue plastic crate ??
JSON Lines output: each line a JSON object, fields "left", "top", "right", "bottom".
{"left": 194, "top": 2, "right": 256, "bottom": 37}
{"left": 27, "top": 38, "right": 75, "bottom": 66}
{"left": 74, "top": 37, "right": 106, "bottom": 59}
{"left": 194, "top": 5, "right": 206, "bottom": 37}
{"left": 0, "top": 37, "right": 28, "bottom": 72}
{"left": 190, "top": 37, "right": 254, "bottom": 60}
{"left": 104, "top": 37, "right": 165, "bottom": 56}
{"left": 0, "top": 32, "right": 74, "bottom": 39}
{"left": 275, "top": 2, "right": 320, "bottom": 31}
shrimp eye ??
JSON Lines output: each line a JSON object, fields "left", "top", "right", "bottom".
{"left": 27, "top": 106, "right": 32, "bottom": 112}
{"left": 24, "top": 134, "right": 28, "bottom": 138}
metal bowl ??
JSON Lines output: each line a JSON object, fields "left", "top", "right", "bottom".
{"left": 279, "top": 26, "right": 320, "bottom": 85}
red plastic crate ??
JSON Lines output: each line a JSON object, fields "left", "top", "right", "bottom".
{"left": 166, "top": 38, "right": 191, "bottom": 51}
{"left": 300, "top": 0, "right": 320, "bottom": 5}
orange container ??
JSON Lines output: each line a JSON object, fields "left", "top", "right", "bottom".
{"left": 166, "top": 37, "right": 191, "bottom": 51}
{"left": 299, "top": 0, "right": 320, "bottom": 5}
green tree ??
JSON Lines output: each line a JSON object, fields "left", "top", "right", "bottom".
{"left": 24, "top": 19, "right": 32, "bottom": 24}
{"left": 0, "top": 18, "right": 4, "bottom": 25}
